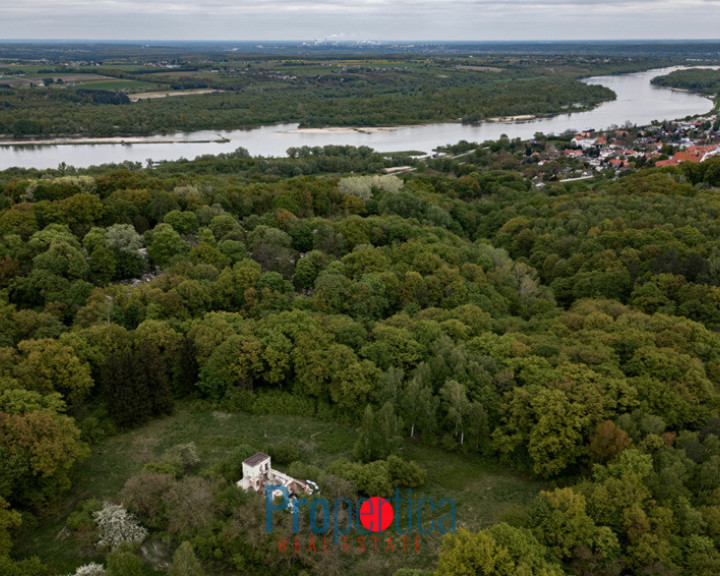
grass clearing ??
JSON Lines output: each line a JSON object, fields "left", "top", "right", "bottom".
{"left": 76, "top": 79, "right": 160, "bottom": 91}
{"left": 18, "top": 407, "right": 546, "bottom": 573}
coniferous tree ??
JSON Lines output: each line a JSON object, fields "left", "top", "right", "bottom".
{"left": 174, "top": 337, "right": 199, "bottom": 397}
{"left": 102, "top": 352, "right": 151, "bottom": 429}
{"left": 136, "top": 340, "right": 174, "bottom": 417}
{"left": 354, "top": 402, "right": 402, "bottom": 462}
{"left": 102, "top": 341, "right": 173, "bottom": 428}
{"left": 168, "top": 541, "right": 205, "bottom": 576}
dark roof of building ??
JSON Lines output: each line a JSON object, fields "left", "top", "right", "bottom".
{"left": 243, "top": 452, "right": 270, "bottom": 467}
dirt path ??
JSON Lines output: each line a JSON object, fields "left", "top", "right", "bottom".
{"left": 129, "top": 89, "right": 223, "bottom": 101}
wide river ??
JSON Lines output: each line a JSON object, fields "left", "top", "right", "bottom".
{"left": 0, "top": 67, "right": 715, "bottom": 171}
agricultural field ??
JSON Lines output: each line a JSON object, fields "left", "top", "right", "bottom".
{"left": 73, "top": 79, "right": 160, "bottom": 92}
{"left": 0, "top": 72, "right": 158, "bottom": 92}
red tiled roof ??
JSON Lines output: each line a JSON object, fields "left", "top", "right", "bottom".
{"left": 685, "top": 145, "right": 717, "bottom": 156}
{"left": 674, "top": 152, "right": 702, "bottom": 163}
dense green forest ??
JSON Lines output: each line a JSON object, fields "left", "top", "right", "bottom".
{"left": 2, "top": 134, "right": 720, "bottom": 575}
{"left": 652, "top": 68, "right": 720, "bottom": 98}
{"left": 0, "top": 54, "right": 660, "bottom": 138}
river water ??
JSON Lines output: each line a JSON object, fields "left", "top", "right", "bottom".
{"left": 0, "top": 67, "right": 714, "bottom": 171}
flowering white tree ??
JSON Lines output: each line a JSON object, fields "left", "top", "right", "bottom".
{"left": 65, "top": 563, "right": 106, "bottom": 576}
{"left": 339, "top": 175, "right": 403, "bottom": 201}
{"left": 105, "top": 224, "right": 143, "bottom": 255}
{"left": 93, "top": 503, "right": 148, "bottom": 549}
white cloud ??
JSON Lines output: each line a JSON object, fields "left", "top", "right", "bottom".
{"left": 0, "top": 0, "right": 719, "bottom": 40}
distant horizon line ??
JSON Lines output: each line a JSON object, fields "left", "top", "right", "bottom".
{"left": 1, "top": 38, "right": 720, "bottom": 44}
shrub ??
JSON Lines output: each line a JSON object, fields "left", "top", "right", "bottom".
{"left": 163, "top": 442, "right": 201, "bottom": 472}
{"left": 247, "top": 390, "right": 316, "bottom": 417}
{"left": 387, "top": 455, "right": 427, "bottom": 488}
{"left": 141, "top": 442, "right": 201, "bottom": 477}
{"left": 214, "top": 483, "right": 249, "bottom": 515}
{"left": 78, "top": 412, "right": 116, "bottom": 443}
{"left": 267, "top": 439, "right": 301, "bottom": 465}
{"left": 217, "top": 388, "right": 255, "bottom": 413}
{"left": 327, "top": 456, "right": 426, "bottom": 497}
{"left": 168, "top": 541, "right": 205, "bottom": 576}
{"left": 105, "top": 549, "right": 143, "bottom": 576}
{"left": 66, "top": 498, "right": 102, "bottom": 532}
{"left": 120, "top": 472, "right": 174, "bottom": 529}
{"left": 288, "top": 461, "right": 322, "bottom": 483}
{"left": 163, "top": 477, "right": 215, "bottom": 539}
{"left": 327, "top": 459, "right": 393, "bottom": 497}
{"left": 212, "top": 444, "right": 256, "bottom": 481}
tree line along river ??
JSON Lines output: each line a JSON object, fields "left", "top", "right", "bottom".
{"left": 0, "top": 67, "right": 714, "bottom": 171}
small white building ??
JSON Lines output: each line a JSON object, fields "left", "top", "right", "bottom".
{"left": 571, "top": 136, "right": 597, "bottom": 149}
{"left": 239, "top": 452, "right": 272, "bottom": 492}
{"left": 237, "top": 453, "right": 312, "bottom": 498}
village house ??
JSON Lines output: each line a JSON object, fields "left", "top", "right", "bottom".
{"left": 608, "top": 158, "right": 630, "bottom": 169}
{"left": 571, "top": 135, "right": 597, "bottom": 149}
{"left": 564, "top": 148, "right": 584, "bottom": 158}
{"left": 655, "top": 144, "right": 720, "bottom": 167}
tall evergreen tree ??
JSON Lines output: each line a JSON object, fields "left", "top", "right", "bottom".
{"left": 136, "top": 340, "right": 174, "bottom": 417}
{"left": 102, "top": 352, "right": 151, "bottom": 429}
{"left": 174, "top": 337, "right": 199, "bottom": 397}
{"left": 353, "top": 402, "right": 402, "bottom": 462}
{"left": 102, "top": 342, "right": 173, "bottom": 428}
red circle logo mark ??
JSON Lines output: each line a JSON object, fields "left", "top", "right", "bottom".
{"left": 359, "top": 496, "right": 394, "bottom": 532}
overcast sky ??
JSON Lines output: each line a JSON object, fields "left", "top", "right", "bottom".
{"left": 1, "top": 0, "right": 719, "bottom": 42}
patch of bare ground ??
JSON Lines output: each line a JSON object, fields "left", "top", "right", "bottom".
{"left": 129, "top": 89, "right": 223, "bottom": 101}
{"left": 456, "top": 65, "right": 504, "bottom": 72}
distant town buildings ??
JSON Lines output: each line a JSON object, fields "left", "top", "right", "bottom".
{"left": 539, "top": 114, "right": 720, "bottom": 183}
{"left": 655, "top": 144, "right": 720, "bottom": 167}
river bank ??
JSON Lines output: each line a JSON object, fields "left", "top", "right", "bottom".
{"left": 282, "top": 125, "right": 425, "bottom": 135}
{"left": 0, "top": 136, "right": 226, "bottom": 147}
{"left": 283, "top": 117, "right": 539, "bottom": 134}
{"left": 0, "top": 67, "right": 713, "bottom": 170}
